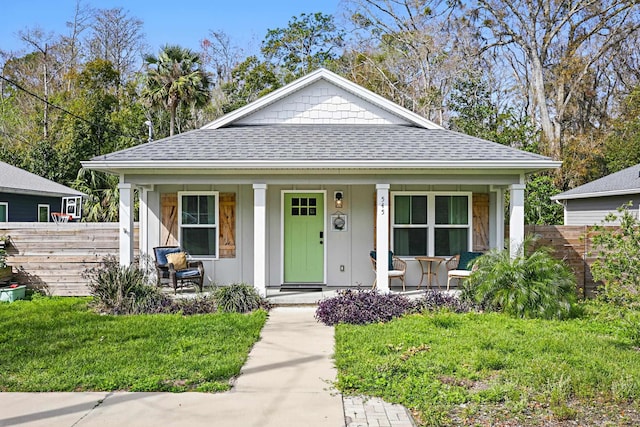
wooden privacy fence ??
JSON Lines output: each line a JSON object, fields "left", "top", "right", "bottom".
{"left": 525, "top": 225, "right": 604, "bottom": 298}
{"left": 1, "top": 223, "right": 138, "bottom": 296}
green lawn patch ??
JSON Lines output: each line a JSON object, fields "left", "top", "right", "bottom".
{"left": 335, "top": 307, "right": 640, "bottom": 426}
{"left": 0, "top": 296, "right": 267, "bottom": 392}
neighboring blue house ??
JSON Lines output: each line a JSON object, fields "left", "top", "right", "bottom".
{"left": 0, "top": 161, "right": 85, "bottom": 222}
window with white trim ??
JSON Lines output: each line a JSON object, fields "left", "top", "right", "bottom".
{"left": 178, "top": 192, "right": 219, "bottom": 257}
{"left": 62, "top": 196, "right": 82, "bottom": 219}
{"left": 0, "top": 202, "right": 7, "bottom": 222}
{"left": 392, "top": 192, "right": 472, "bottom": 257}
{"left": 38, "top": 204, "right": 50, "bottom": 222}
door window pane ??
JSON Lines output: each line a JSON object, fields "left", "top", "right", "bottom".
{"left": 38, "top": 205, "right": 49, "bottom": 222}
{"left": 0, "top": 203, "right": 7, "bottom": 222}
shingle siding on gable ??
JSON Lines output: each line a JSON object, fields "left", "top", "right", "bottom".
{"left": 236, "top": 81, "right": 409, "bottom": 125}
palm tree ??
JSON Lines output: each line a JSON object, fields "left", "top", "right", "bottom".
{"left": 142, "top": 45, "right": 211, "bottom": 136}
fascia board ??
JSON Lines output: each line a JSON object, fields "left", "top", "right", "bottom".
{"left": 551, "top": 188, "right": 640, "bottom": 201}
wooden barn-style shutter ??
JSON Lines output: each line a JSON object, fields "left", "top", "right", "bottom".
{"left": 219, "top": 192, "right": 236, "bottom": 258}
{"left": 472, "top": 193, "right": 490, "bottom": 252}
{"left": 161, "top": 193, "right": 179, "bottom": 246}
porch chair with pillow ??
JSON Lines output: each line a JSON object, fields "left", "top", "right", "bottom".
{"left": 446, "top": 251, "right": 483, "bottom": 290}
{"left": 370, "top": 250, "right": 407, "bottom": 291}
{"left": 153, "top": 246, "right": 204, "bottom": 293}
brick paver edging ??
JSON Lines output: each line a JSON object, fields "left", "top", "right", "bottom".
{"left": 343, "top": 395, "right": 416, "bottom": 427}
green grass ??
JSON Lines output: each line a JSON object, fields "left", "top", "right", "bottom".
{"left": 334, "top": 305, "right": 640, "bottom": 425}
{"left": 0, "top": 296, "right": 267, "bottom": 392}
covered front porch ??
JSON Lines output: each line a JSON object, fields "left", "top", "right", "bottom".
{"left": 116, "top": 177, "right": 526, "bottom": 297}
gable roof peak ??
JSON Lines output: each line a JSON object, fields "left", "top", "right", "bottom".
{"left": 202, "top": 68, "right": 443, "bottom": 130}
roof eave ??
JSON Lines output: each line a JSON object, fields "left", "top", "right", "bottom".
{"left": 551, "top": 187, "right": 640, "bottom": 201}
{"left": 83, "top": 159, "right": 561, "bottom": 173}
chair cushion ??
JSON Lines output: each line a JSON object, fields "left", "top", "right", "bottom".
{"left": 458, "top": 252, "right": 483, "bottom": 270}
{"left": 389, "top": 270, "right": 404, "bottom": 277}
{"left": 176, "top": 268, "right": 201, "bottom": 279}
{"left": 448, "top": 269, "right": 472, "bottom": 278}
{"left": 155, "top": 247, "right": 181, "bottom": 265}
{"left": 166, "top": 252, "right": 187, "bottom": 270}
{"left": 370, "top": 250, "right": 394, "bottom": 271}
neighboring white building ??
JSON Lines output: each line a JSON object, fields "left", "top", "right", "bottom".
{"left": 552, "top": 164, "right": 640, "bottom": 226}
{"left": 83, "top": 69, "right": 560, "bottom": 295}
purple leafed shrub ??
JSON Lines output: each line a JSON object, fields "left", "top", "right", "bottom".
{"left": 412, "top": 290, "right": 475, "bottom": 314}
{"left": 315, "top": 289, "right": 413, "bottom": 326}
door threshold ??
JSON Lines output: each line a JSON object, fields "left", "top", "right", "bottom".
{"left": 279, "top": 284, "right": 324, "bottom": 292}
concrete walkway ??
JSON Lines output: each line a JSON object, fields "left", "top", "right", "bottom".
{"left": 0, "top": 307, "right": 414, "bottom": 427}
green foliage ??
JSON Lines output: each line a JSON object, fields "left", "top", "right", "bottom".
{"left": 0, "top": 297, "right": 267, "bottom": 391}
{"left": 220, "top": 56, "right": 281, "bottom": 113}
{"left": 334, "top": 310, "right": 640, "bottom": 424}
{"left": 261, "top": 12, "right": 345, "bottom": 80}
{"left": 72, "top": 168, "right": 121, "bottom": 222}
{"left": 590, "top": 203, "right": 640, "bottom": 308}
{"left": 604, "top": 86, "right": 640, "bottom": 173}
{"left": 525, "top": 174, "right": 564, "bottom": 225}
{"left": 449, "top": 77, "right": 539, "bottom": 152}
{"left": 213, "top": 283, "right": 267, "bottom": 313}
{"left": 142, "top": 45, "right": 211, "bottom": 136}
{"left": 462, "top": 236, "right": 577, "bottom": 319}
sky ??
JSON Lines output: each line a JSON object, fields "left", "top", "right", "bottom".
{"left": 1, "top": 0, "right": 345, "bottom": 56}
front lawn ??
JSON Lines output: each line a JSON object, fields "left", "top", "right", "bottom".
{"left": 0, "top": 296, "right": 267, "bottom": 392}
{"left": 335, "top": 306, "right": 640, "bottom": 426}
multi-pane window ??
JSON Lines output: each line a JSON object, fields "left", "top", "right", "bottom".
{"left": 0, "top": 202, "right": 7, "bottom": 222}
{"left": 392, "top": 193, "right": 471, "bottom": 257}
{"left": 290, "top": 197, "right": 317, "bottom": 216}
{"left": 393, "top": 195, "right": 428, "bottom": 256}
{"left": 179, "top": 192, "right": 218, "bottom": 257}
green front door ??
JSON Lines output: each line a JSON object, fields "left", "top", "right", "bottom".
{"left": 284, "top": 193, "right": 324, "bottom": 283}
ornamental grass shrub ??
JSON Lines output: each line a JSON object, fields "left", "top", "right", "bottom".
{"left": 213, "top": 283, "right": 268, "bottom": 313}
{"left": 461, "top": 235, "right": 577, "bottom": 320}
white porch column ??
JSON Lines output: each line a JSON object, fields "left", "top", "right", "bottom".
{"left": 253, "top": 184, "right": 267, "bottom": 297}
{"left": 509, "top": 184, "right": 526, "bottom": 258}
{"left": 118, "top": 182, "right": 134, "bottom": 266}
{"left": 376, "top": 184, "right": 390, "bottom": 292}
{"left": 138, "top": 186, "right": 151, "bottom": 260}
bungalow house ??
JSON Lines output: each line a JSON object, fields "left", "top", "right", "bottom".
{"left": 83, "top": 69, "right": 560, "bottom": 295}
{"left": 552, "top": 163, "right": 640, "bottom": 226}
{"left": 0, "top": 161, "right": 85, "bottom": 222}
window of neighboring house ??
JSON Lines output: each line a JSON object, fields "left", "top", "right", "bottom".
{"left": 62, "top": 196, "right": 82, "bottom": 219}
{"left": 392, "top": 192, "right": 472, "bottom": 257}
{"left": 0, "top": 202, "right": 7, "bottom": 222}
{"left": 38, "top": 204, "right": 50, "bottom": 222}
{"left": 178, "top": 192, "right": 219, "bottom": 258}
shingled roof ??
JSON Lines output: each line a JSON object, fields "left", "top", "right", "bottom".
{"left": 552, "top": 164, "right": 640, "bottom": 201}
{"left": 0, "top": 161, "right": 84, "bottom": 197}
{"left": 90, "top": 125, "right": 552, "bottom": 164}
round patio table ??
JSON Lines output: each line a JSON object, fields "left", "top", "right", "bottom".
{"left": 415, "top": 256, "right": 446, "bottom": 289}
